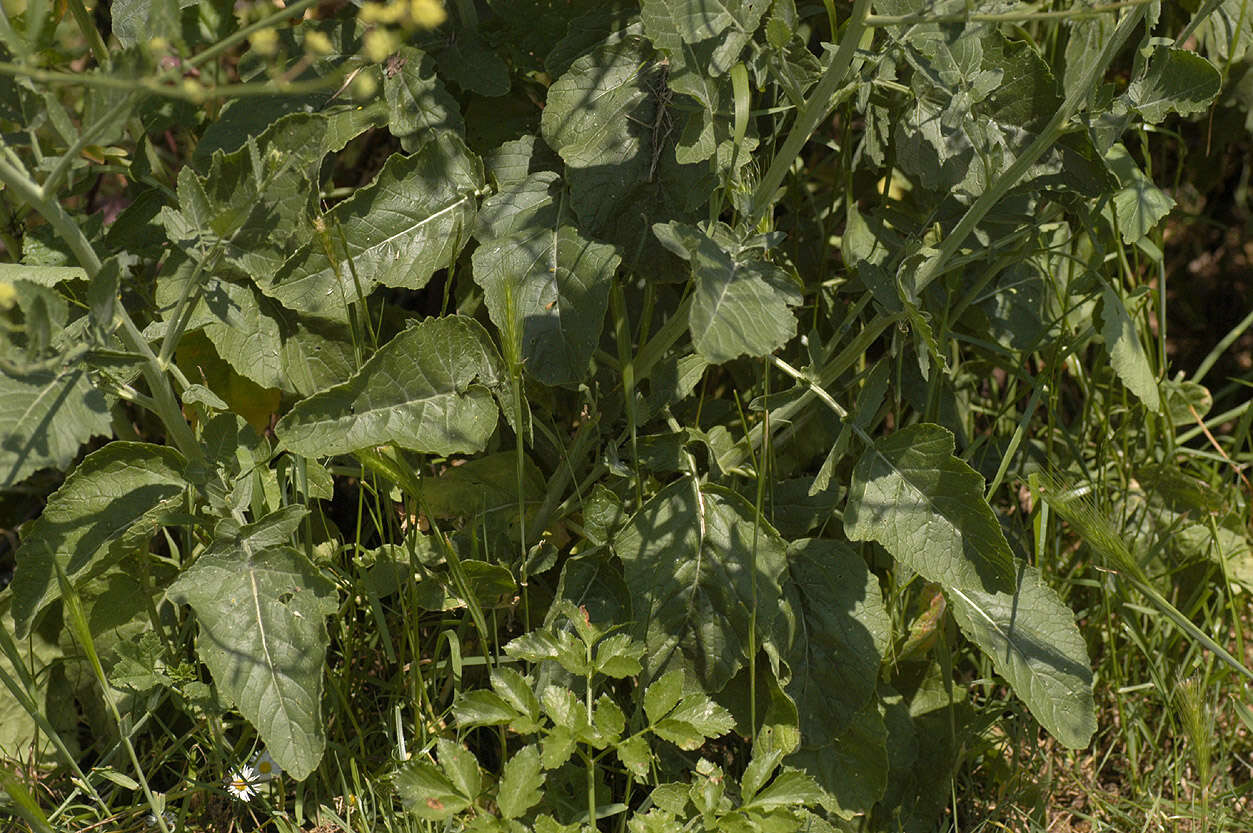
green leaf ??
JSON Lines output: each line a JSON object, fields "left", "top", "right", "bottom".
{"left": 745, "top": 769, "right": 824, "bottom": 810}
{"left": 844, "top": 423, "right": 1016, "bottom": 593}
{"left": 472, "top": 224, "right": 620, "bottom": 386}
{"left": 276, "top": 316, "right": 502, "bottom": 458}
{"left": 1099, "top": 285, "right": 1161, "bottom": 411}
{"left": 542, "top": 35, "right": 710, "bottom": 278}
{"left": 0, "top": 264, "right": 87, "bottom": 286}
{"left": 435, "top": 34, "right": 511, "bottom": 97}
{"left": 653, "top": 222, "right": 800, "bottom": 364}
{"left": 788, "top": 697, "right": 888, "bottom": 820}
{"left": 384, "top": 46, "right": 466, "bottom": 147}
{"left": 396, "top": 761, "right": 472, "bottom": 820}
{"left": 945, "top": 563, "right": 1096, "bottom": 748}
{"left": 497, "top": 744, "right": 545, "bottom": 819}
{"left": 594, "top": 633, "right": 645, "bottom": 678}
{"left": 436, "top": 737, "right": 482, "bottom": 801}
{"left": 1105, "top": 143, "right": 1175, "bottom": 245}
{"left": 261, "top": 134, "right": 482, "bottom": 321}
{"left": 652, "top": 693, "right": 736, "bottom": 749}
{"left": 644, "top": 668, "right": 685, "bottom": 724}
{"left": 0, "top": 366, "right": 111, "bottom": 488}
{"left": 593, "top": 694, "right": 626, "bottom": 741}
{"left": 454, "top": 690, "right": 519, "bottom": 727}
{"left": 640, "top": 0, "right": 766, "bottom": 74}
{"left": 615, "top": 735, "right": 652, "bottom": 780}
{"left": 615, "top": 482, "right": 788, "bottom": 691}
{"left": 782, "top": 539, "right": 890, "bottom": 740}
{"left": 10, "top": 443, "right": 185, "bottom": 637}
{"left": 491, "top": 667, "right": 542, "bottom": 724}
{"left": 167, "top": 537, "right": 337, "bottom": 780}
{"left": 475, "top": 172, "right": 563, "bottom": 242}
{"left": 1125, "top": 47, "right": 1221, "bottom": 124}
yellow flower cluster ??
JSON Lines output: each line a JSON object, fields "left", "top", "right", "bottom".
{"left": 358, "top": 0, "right": 447, "bottom": 61}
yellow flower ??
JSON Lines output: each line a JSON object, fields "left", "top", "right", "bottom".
{"left": 364, "top": 28, "right": 400, "bottom": 63}
{"left": 249, "top": 27, "right": 279, "bottom": 57}
{"left": 409, "top": 0, "right": 446, "bottom": 28}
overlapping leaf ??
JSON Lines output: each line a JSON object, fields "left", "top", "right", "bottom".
{"left": 782, "top": 539, "right": 890, "bottom": 741}
{"left": 0, "top": 367, "right": 111, "bottom": 488}
{"left": 615, "top": 482, "right": 787, "bottom": 691}
{"left": 167, "top": 516, "right": 337, "bottom": 780}
{"left": 472, "top": 223, "right": 620, "bottom": 386}
{"left": 945, "top": 564, "right": 1095, "bottom": 748}
{"left": 261, "top": 135, "right": 482, "bottom": 320}
{"left": 276, "top": 315, "right": 503, "bottom": 457}
{"left": 10, "top": 443, "right": 186, "bottom": 636}
{"left": 844, "top": 423, "right": 1016, "bottom": 593}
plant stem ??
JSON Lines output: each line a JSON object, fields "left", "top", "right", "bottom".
{"left": 0, "top": 154, "right": 202, "bottom": 460}
{"left": 748, "top": 0, "right": 872, "bottom": 227}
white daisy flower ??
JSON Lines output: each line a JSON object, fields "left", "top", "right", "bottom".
{"left": 251, "top": 749, "right": 282, "bottom": 782}
{"left": 224, "top": 764, "right": 257, "bottom": 801}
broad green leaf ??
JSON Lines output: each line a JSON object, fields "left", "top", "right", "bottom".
{"left": 167, "top": 540, "right": 338, "bottom": 780}
{"left": 396, "top": 761, "right": 472, "bottom": 820}
{"left": 435, "top": 34, "right": 511, "bottom": 97}
{"left": 639, "top": 0, "right": 766, "bottom": 74}
{"left": 276, "top": 316, "right": 502, "bottom": 458}
{"left": 0, "top": 264, "right": 87, "bottom": 286}
{"left": 0, "top": 367, "right": 110, "bottom": 488}
{"left": 616, "top": 735, "right": 651, "bottom": 779}
{"left": 615, "top": 482, "right": 788, "bottom": 691}
{"left": 472, "top": 224, "right": 620, "bottom": 386}
{"left": 385, "top": 46, "right": 466, "bottom": 148}
{"left": 644, "top": 668, "right": 685, "bottom": 724}
{"left": 10, "top": 443, "right": 185, "bottom": 636}
{"left": 654, "top": 221, "right": 800, "bottom": 364}
{"left": 491, "top": 667, "right": 541, "bottom": 722}
{"left": 542, "top": 35, "right": 709, "bottom": 278}
{"left": 153, "top": 262, "right": 285, "bottom": 391}
{"left": 945, "top": 563, "right": 1096, "bottom": 748}
{"left": 436, "top": 737, "right": 482, "bottom": 801}
{"left": 1099, "top": 285, "right": 1161, "bottom": 411}
{"left": 1105, "top": 143, "right": 1175, "bottom": 245}
{"left": 844, "top": 423, "right": 1016, "bottom": 593}
{"left": 1126, "top": 47, "right": 1221, "bottom": 124}
{"left": 474, "top": 172, "right": 563, "bottom": 242}
{"left": 594, "top": 694, "right": 626, "bottom": 740}
{"left": 788, "top": 697, "right": 887, "bottom": 820}
{"left": 497, "top": 744, "right": 544, "bottom": 819}
{"left": 782, "top": 540, "right": 890, "bottom": 741}
{"left": 744, "top": 769, "right": 824, "bottom": 810}
{"left": 169, "top": 113, "right": 329, "bottom": 280}
{"left": 594, "top": 633, "right": 645, "bottom": 678}
{"left": 261, "top": 135, "right": 482, "bottom": 321}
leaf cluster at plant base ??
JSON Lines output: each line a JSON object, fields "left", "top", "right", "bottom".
{"left": 1, "top": 1, "right": 1252, "bottom": 832}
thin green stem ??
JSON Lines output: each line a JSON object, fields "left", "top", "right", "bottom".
{"left": 748, "top": 0, "right": 872, "bottom": 227}
{"left": 911, "top": 3, "right": 1148, "bottom": 295}
{"left": 66, "top": 0, "right": 110, "bottom": 67}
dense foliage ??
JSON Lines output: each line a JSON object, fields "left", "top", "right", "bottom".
{"left": 1, "top": 0, "right": 1252, "bottom": 831}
